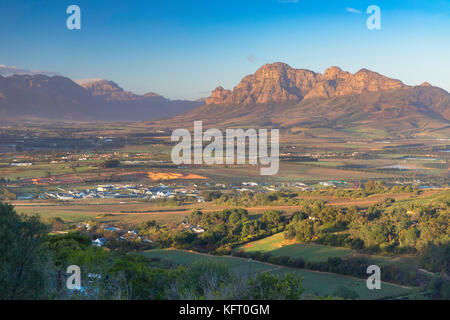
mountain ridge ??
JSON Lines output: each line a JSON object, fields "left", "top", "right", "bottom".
{"left": 0, "top": 62, "right": 448, "bottom": 138}
{"left": 75, "top": 79, "right": 162, "bottom": 101}
{"left": 0, "top": 74, "right": 203, "bottom": 121}
{"left": 166, "top": 62, "right": 449, "bottom": 137}
{"left": 206, "top": 63, "right": 408, "bottom": 105}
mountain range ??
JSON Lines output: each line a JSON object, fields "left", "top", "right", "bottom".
{"left": 0, "top": 62, "right": 449, "bottom": 138}
{"left": 0, "top": 75, "right": 203, "bottom": 121}
{"left": 168, "top": 63, "right": 449, "bottom": 137}
{"left": 206, "top": 63, "right": 407, "bottom": 104}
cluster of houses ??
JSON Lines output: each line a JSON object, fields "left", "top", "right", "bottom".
{"left": 319, "top": 180, "right": 347, "bottom": 188}
{"left": 9, "top": 161, "right": 33, "bottom": 167}
{"left": 78, "top": 223, "right": 153, "bottom": 247}
{"left": 44, "top": 184, "right": 175, "bottom": 201}
{"left": 19, "top": 179, "right": 354, "bottom": 202}
{"left": 235, "top": 181, "right": 318, "bottom": 192}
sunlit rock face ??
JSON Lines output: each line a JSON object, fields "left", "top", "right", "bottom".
{"left": 206, "top": 62, "right": 405, "bottom": 105}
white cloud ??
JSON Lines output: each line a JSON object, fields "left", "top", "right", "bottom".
{"left": 0, "top": 64, "right": 60, "bottom": 76}
{"left": 346, "top": 7, "right": 362, "bottom": 14}
{"left": 279, "top": 0, "right": 298, "bottom": 3}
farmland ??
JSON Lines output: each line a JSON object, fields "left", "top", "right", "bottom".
{"left": 236, "top": 232, "right": 427, "bottom": 279}
{"left": 238, "top": 233, "right": 354, "bottom": 262}
{"left": 10, "top": 188, "right": 445, "bottom": 227}
{"left": 1, "top": 120, "right": 448, "bottom": 300}
{"left": 141, "top": 249, "right": 413, "bottom": 299}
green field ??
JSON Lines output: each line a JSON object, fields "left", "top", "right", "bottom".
{"left": 238, "top": 233, "right": 354, "bottom": 262}
{"left": 141, "top": 249, "right": 275, "bottom": 275}
{"left": 1, "top": 162, "right": 95, "bottom": 180}
{"left": 141, "top": 249, "right": 412, "bottom": 299}
{"left": 270, "top": 268, "right": 410, "bottom": 300}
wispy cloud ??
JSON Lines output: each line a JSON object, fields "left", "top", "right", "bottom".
{"left": 0, "top": 64, "right": 60, "bottom": 76}
{"left": 278, "top": 0, "right": 298, "bottom": 4}
{"left": 346, "top": 7, "right": 362, "bottom": 14}
{"left": 247, "top": 55, "right": 258, "bottom": 64}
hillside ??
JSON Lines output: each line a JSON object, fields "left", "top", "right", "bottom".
{"left": 0, "top": 75, "right": 203, "bottom": 121}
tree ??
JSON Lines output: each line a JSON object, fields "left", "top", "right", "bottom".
{"left": 45, "top": 217, "right": 67, "bottom": 232}
{"left": 333, "top": 285, "right": 360, "bottom": 300}
{"left": 399, "top": 227, "right": 419, "bottom": 249}
{"left": 0, "top": 202, "right": 53, "bottom": 299}
{"left": 200, "top": 191, "right": 222, "bottom": 202}
{"left": 419, "top": 243, "right": 450, "bottom": 274}
{"left": 248, "top": 272, "right": 304, "bottom": 300}
{"left": 260, "top": 210, "right": 283, "bottom": 229}
{"left": 229, "top": 209, "right": 248, "bottom": 226}
{"left": 295, "top": 220, "right": 315, "bottom": 242}
{"left": 187, "top": 210, "right": 203, "bottom": 225}
{"left": 101, "top": 159, "right": 120, "bottom": 168}
{"left": 359, "top": 223, "right": 391, "bottom": 247}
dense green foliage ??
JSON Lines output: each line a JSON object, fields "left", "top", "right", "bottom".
{"left": 139, "top": 208, "right": 286, "bottom": 253}
{"left": 284, "top": 194, "right": 449, "bottom": 254}
{"left": 0, "top": 202, "right": 52, "bottom": 299}
{"left": 212, "top": 191, "right": 303, "bottom": 206}
{"left": 202, "top": 181, "right": 417, "bottom": 207}
{"left": 0, "top": 202, "right": 304, "bottom": 300}
{"left": 333, "top": 285, "right": 360, "bottom": 300}
{"left": 419, "top": 243, "right": 450, "bottom": 274}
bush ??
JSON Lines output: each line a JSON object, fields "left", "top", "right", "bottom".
{"left": 333, "top": 285, "right": 360, "bottom": 300}
{"left": 101, "top": 159, "right": 120, "bottom": 168}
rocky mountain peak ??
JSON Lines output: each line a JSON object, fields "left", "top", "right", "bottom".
{"left": 76, "top": 79, "right": 140, "bottom": 101}
{"left": 206, "top": 63, "right": 407, "bottom": 105}
{"left": 254, "top": 62, "right": 291, "bottom": 78}
{"left": 77, "top": 79, "right": 120, "bottom": 91}
{"left": 323, "top": 66, "right": 351, "bottom": 80}
{"left": 205, "top": 86, "right": 233, "bottom": 105}
{"left": 143, "top": 92, "right": 162, "bottom": 97}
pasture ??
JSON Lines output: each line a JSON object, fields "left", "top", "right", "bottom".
{"left": 238, "top": 233, "right": 354, "bottom": 262}
{"left": 140, "top": 249, "right": 413, "bottom": 299}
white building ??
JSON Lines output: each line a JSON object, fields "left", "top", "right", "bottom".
{"left": 10, "top": 162, "right": 32, "bottom": 167}
{"left": 92, "top": 238, "right": 107, "bottom": 247}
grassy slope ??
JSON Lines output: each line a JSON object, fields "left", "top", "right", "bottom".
{"left": 140, "top": 249, "right": 412, "bottom": 299}
{"left": 237, "top": 233, "right": 354, "bottom": 262}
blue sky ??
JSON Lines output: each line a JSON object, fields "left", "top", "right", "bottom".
{"left": 0, "top": 0, "right": 449, "bottom": 100}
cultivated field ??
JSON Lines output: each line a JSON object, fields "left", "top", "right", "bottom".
{"left": 141, "top": 249, "right": 413, "bottom": 299}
